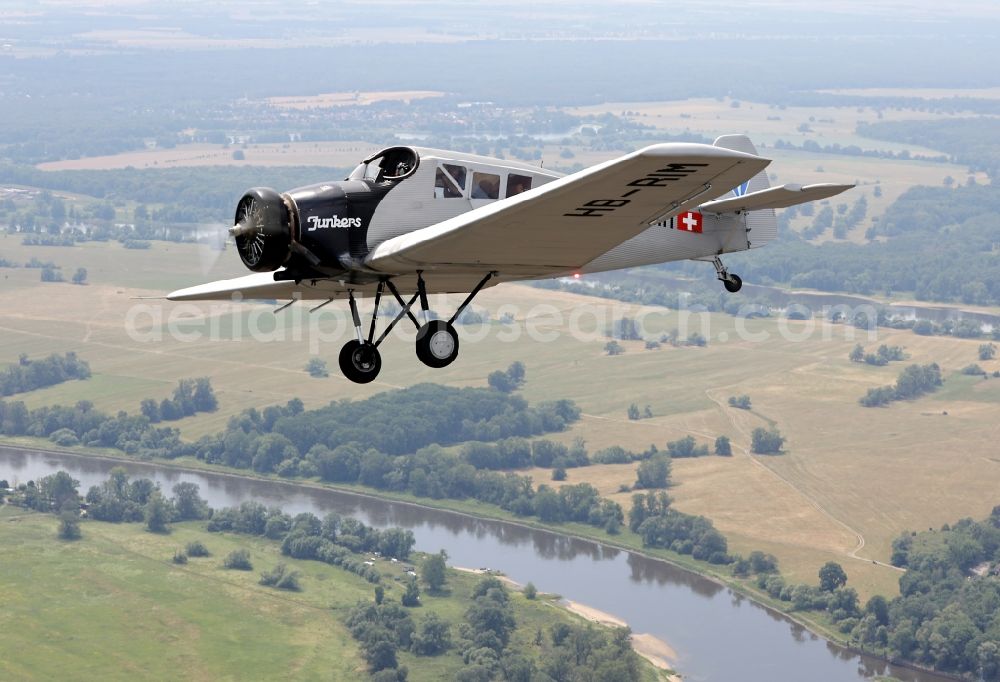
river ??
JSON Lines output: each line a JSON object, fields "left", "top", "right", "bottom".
{"left": 0, "top": 445, "right": 951, "bottom": 682}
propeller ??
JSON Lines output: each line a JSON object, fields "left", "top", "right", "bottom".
{"left": 194, "top": 221, "right": 232, "bottom": 275}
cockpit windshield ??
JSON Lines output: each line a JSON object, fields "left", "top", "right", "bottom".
{"left": 347, "top": 146, "right": 419, "bottom": 184}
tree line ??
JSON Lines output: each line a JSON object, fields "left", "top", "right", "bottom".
{"left": 0, "top": 352, "right": 90, "bottom": 397}
{"left": 859, "top": 363, "right": 943, "bottom": 407}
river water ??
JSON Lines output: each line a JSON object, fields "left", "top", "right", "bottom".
{"left": 0, "top": 446, "right": 950, "bottom": 682}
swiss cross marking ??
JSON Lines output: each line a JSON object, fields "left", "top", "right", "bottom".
{"left": 676, "top": 211, "right": 703, "bottom": 233}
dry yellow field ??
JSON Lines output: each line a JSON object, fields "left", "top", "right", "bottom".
{"left": 36, "top": 142, "right": 382, "bottom": 171}
{"left": 817, "top": 86, "right": 1000, "bottom": 99}
{"left": 568, "top": 96, "right": 970, "bottom": 154}
{"left": 266, "top": 90, "right": 446, "bottom": 109}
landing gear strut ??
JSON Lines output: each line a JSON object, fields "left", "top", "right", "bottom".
{"left": 336, "top": 271, "right": 496, "bottom": 383}
{"left": 338, "top": 290, "right": 382, "bottom": 383}
{"left": 711, "top": 256, "right": 742, "bottom": 293}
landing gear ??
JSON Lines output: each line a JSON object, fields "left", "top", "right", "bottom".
{"left": 416, "top": 320, "right": 459, "bottom": 368}
{"left": 711, "top": 256, "right": 743, "bottom": 293}
{"left": 338, "top": 340, "right": 381, "bottom": 384}
{"left": 335, "top": 271, "right": 495, "bottom": 383}
{"left": 338, "top": 290, "right": 383, "bottom": 383}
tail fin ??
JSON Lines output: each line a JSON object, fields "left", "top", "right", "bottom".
{"left": 712, "top": 134, "right": 777, "bottom": 248}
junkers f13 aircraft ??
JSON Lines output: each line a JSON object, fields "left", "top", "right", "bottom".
{"left": 168, "top": 135, "right": 851, "bottom": 383}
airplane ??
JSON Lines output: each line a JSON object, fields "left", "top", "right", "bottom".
{"left": 167, "top": 135, "right": 852, "bottom": 383}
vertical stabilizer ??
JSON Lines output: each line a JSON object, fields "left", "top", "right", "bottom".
{"left": 712, "top": 134, "right": 777, "bottom": 248}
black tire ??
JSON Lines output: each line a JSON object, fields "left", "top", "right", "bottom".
{"left": 415, "top": 320, "right": 459, "bottom": 368}
{"left": 338, "top": 340, "right": 381, "bottom": 384}
{"left": 723, "top": 274, "right": 743, "bottom": 293}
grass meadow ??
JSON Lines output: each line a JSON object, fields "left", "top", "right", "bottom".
{"left": 0, "top": 509, "right": 650, "bottom": 681}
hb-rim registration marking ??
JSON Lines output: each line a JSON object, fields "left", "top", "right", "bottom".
{"left": 562, "top": 163, "right": 709, "bottom": 218}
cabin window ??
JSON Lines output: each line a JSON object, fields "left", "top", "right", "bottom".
{"left": 471, "top": 172, "right": 500, "bottom": 200}
{"left": 434, "top": 163, "right": 466, "bottom": 198}
{"left": 506, "top": 174, "right": 532, "bottom": 197}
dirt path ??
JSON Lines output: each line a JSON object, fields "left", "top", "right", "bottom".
{"left": 703, "top": 388, "right": 904, "bottom": 573}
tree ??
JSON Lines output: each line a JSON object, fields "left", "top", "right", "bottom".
{"left": 487, "top": 370, "right": 516, "bottom": 393}
{"left": 401, "top": 578, "right": 421, "bottom": 607}
{"left": 172, "top": 482, "right": 209, "bottom": 520}
{"left": 191, "top": 377, "right": 218, "bottom": 412}
{"left": 849, "top": 344, "right": 865, "bottom": 362}
{"left": 523, "top": 582, "right": 537, "bottom": 600}
{"left": 714, "top": 435, "right": 732, "bottom": 456}
{"left": 144, "top": 491, "right": 173, "bottom": 533}
{"left": 751, "top": 428, "right": 785, "bottom": 454}
{"left": 635, "top": 455, "right": 671, "bottom": 489}
{"left": 57, "top": 502, "right": 82, "bottom": 540}
{"left": 627, "top": 403, "right": 640, "bottom": 420}
{"left": 375, "top": 585, "right": 385, "bottom": 605}
{"left": 361, "top": 635, "right": 398, "bottom": 672}
{"left": 551, "top": 467, "right": 567, "bottom": 481}
{"left": 40, "top": 267, "right": 63, "bottom": 282}
{"left": 666, "top": 435, "right": 708, "bottom": 458}
{"left": 305, "top": 357, "right": 329, "bottom": 378}
{"left": 979, "top": 343, "right": 997, "bottom": 361}
{"left": 421, "top": 550, "right": 448, "bottom": 592}
{"left": 819, "top": 561, "right": 848, "bottom": 592}
{"left": 604, "top": 340, "right": 624, "bottom": 356}
{"left": 865, "top": 594, "right": 890, "bottom": 627}
{"left": 140, "top": 398, "right": 161, "bottom": 423}
{"left": 411, "top": 612, "right": 451, "bottom": 655}
{"left": 37, "top": 471, "right": 80, "bottom": 511}
{"left": 506, "top": 361, "right": 525, "bottom": 386}
{"left": 172, "top": 549, "right": 188, "bottom": 564}
{"left": 488, "top": 361, "right": 527, "bottom": 393}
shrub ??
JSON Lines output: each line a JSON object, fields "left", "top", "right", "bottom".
{"left": 172, "top": 550, "right": 188, "bottom": 564}
{"left": 728, "top": 395, "right": 752, "bottom": 410}
{"left": 185, "top": 540, "right": 210, "bottom": 557}
{"left": 259, "top": 562, "right": 301, "bottom": 590}
{"left": 223, "top": 548, "right": 253, "bottom": 570}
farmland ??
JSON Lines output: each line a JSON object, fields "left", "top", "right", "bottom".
{"left": 2, "top": 231, "right": 999, "bottom": 601}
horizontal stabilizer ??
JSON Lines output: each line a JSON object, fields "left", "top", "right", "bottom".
{"left": 699, "top": 183, "right": 854, "bottom": 214}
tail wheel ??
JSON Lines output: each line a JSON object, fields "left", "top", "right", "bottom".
{"left": 339, "top": 340, "right": 381, "bottom": 384}
{"left": 415, "top": 320, "right": 459, "bottom": 368}
{"left": 723, "top": 274, "right": 743, "bottom": 293}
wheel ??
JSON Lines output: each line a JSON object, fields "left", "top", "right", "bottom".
{"left": 723, "top": 274, "right": 742, "bottom": 293}
{"left": 415, "top": 320, "right": 459, "bottom": 368}
{"left": 338, "top": 340, "right": 381, "bottom": 384}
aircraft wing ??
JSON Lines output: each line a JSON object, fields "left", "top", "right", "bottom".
{"left": 166, "top": 272, "right": 348, "bottom": 301}
{"left": 699, "top": 183, "right": 854, "bottom": 214}
{"left": 366, "top": 143, "right": 770, "bottom": 276}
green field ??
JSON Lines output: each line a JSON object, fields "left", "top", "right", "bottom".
{"left": 0, "top": 509, "right": 664, "bottom": 681}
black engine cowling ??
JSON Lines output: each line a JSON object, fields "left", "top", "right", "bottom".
{"left": 231, "top": 187, "right": 292, "bottom": 272}
{"left": 230, "top": 147, "right": 419, "bottom": 276}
